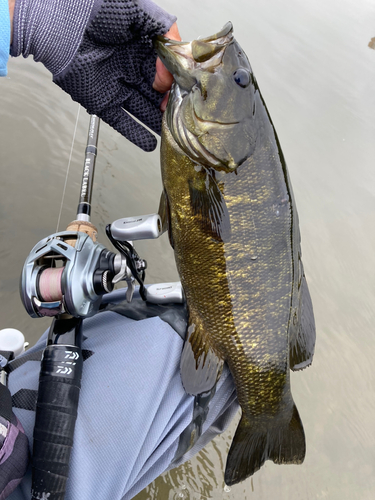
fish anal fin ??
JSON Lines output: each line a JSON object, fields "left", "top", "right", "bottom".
{"left": 188, "top": 170, "right": 231, "bottom": 243}
{"left": 290, "top": 275, "right": 316, "bottom": 371}
{"left": 225, "top": 404, "right": 305, "bottom": 486}
{"left": 180, "top": 320, "right": 224, "bottom": 396}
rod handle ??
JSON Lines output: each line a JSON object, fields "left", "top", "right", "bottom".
{"left": 31, "top": 344, "right": 83, "bottom": 500}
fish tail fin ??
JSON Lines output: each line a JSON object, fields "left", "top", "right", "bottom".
{"left": 224, "top": 404, "right": 305, "bottom": 486}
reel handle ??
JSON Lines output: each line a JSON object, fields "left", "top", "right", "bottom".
{"left": 31, "top": 318, "right": 83, "bottom": 500}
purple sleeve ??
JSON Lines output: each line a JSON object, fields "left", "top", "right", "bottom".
{"left": 0, "top": 415, "right": 29, "bottom": 500}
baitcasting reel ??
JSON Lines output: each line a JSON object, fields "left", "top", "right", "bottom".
{"left": 20, "top": 213, "right": 168, "bottom": 319}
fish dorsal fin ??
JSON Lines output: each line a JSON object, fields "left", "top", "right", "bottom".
{"left": 188, "top": 169, "right": 231, "bottom": 242}
{"left": 289, "top": 264, "right": 316, "bottom": 371}
{"left": 180, "top": 316, "right": 224, "bottom": 395}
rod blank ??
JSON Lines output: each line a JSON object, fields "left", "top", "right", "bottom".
{"left": 77, "top": 115, "right": 100, "bottom": 221}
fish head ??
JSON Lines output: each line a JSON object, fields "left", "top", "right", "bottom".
{"left": 155, "top": 22, "right": 258, "bottom": 171}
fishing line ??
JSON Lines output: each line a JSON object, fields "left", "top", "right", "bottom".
{"left": 56, "top": 104, "right": 81, "bottom": 233}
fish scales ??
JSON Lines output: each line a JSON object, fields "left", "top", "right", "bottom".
{"left": 156, "top": 21, "right": 316, "bottom": 485}
{"left": 162, "top": 114, "right": 292, "bottom": 413}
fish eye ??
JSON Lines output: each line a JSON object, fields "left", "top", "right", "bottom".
{"left": 233, "top": 69, "right": 251, "bottom": 88}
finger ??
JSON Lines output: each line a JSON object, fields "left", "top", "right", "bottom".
{"left": 160, "top": 92, "right": 170, "bottom": 112}
{"left": 99, "top": 102, "right": 158, "bottom": 152}
{"left": 124, "top": 89, "right": 163, "bottom": 136}
{"left": 153, "top": 22, "right": 181, "bottom": 95}
{"left": 153, "top": 57, "right": 173, "bottom": 94}
{"left": 165, "top": 22, "right": 181, "bottom": 43}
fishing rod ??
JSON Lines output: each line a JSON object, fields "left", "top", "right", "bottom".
{"left": 19, "top": 114, "right": 178, "bottom": 499}
{"left": 27, "top": 115, "right": 101, "bottom": 500}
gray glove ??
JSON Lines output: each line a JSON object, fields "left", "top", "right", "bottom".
{"left": 11, "top": 0, "right": 176, "bottom": 151}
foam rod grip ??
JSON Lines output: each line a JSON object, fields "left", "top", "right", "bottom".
{"left": 31, "top": 344, "right": 83, "bottom": 500}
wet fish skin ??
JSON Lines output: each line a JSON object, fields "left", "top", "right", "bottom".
{"left": 156, "top": 22, "right": 315, "bottom": 485}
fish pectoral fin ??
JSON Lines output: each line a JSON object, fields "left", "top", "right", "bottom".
{"left": 180, "top": 321, "right": 224, "bottom": 396}
{"left": 225, "top": 404, "right": 306, "bottom": 486}
{"left": 157, "top": 190, "right": 168, "bottom": 234}
{"left": 290, "top": 275, "right": 316, "bottom": 371}
{"left": 158, "top": 189, "right": 174, "bottom": 248}
{"left": 188, "top": 170, "right": 231, "bottom": 242}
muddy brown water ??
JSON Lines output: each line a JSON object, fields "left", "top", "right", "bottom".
{"left": 1, "top": 0, "right": 375, "bottom": 498}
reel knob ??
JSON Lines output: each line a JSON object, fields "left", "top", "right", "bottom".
{"left": 110, "top": 214, "right": 162, "bottom": 241}
{"left": 146, "top": 282, "right": 184, "bottom": 304}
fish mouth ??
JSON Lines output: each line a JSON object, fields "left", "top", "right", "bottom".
{"left": 154, "top": 22, "right": 234, "bottom": 91}
{"left": 193, "top": 108, "right": 239, "bottom": 127}
{"left": 155, "top": 22, "right": 240, "bottom": 171}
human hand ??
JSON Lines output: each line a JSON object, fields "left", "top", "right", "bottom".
{"left": 11, "top": 0, "right": 177, "bottom": 151}
{"left": 153, "top": 22, "right": 182, "bottom": 111}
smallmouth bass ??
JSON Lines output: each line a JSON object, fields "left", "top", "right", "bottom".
{"left": 155, "top": 22, "right": 316, "bottom": 485}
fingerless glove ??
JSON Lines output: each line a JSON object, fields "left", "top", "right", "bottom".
{"left": 11, "top": 0, "right": 176, "bottom": 151}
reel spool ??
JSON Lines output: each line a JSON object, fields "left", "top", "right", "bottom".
{"left": 21, "top": 231, "right": 116, "bottom": 318}
{"left": 38, "top": 267, "right": 64, "bottom": 302}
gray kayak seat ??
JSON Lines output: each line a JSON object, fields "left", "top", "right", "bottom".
{"left": 7, "top": 287, "right": 239, "bottom": 500}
